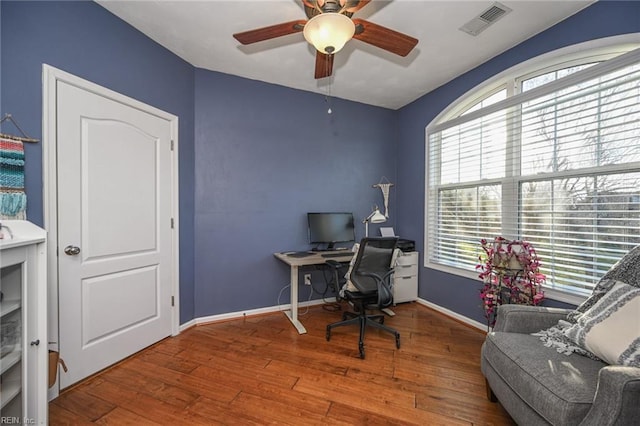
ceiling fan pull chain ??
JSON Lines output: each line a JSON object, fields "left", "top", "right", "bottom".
{"left": 325, "top": 68, "right": 333, "bottom": 114}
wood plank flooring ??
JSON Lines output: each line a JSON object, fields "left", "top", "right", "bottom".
{"left": 49, "top": 302, "right": 515, "bottom": 425}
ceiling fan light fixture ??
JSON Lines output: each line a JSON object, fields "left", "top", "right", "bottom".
{"left": 303, "top": 12, "right": 355, "bottom": 54}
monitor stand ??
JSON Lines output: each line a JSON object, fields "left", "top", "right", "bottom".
{"left": 312, "top": 242, "right": 336, "bottom": 252}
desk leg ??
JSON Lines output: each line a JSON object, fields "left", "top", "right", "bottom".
{"left": 285, "top": 264, "right": 307, "bottom": 334}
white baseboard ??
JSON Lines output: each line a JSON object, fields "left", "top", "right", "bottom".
{"left": 416, "top": 298, "right": 487, "bottom": 331}
{"left": 178, "top": 318, "right": 197, "bottom": 332}
{"left": 181, "top": 298, "right": 334, "bottom": 331}
{"left": 179, "top": 297, "right": 485, "bottom": 333}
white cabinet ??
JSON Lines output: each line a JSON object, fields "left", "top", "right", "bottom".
{"left": 0, "top": 221, "right": 47, "bottom": 424}
{"left": 393, "top": 251, "right": 418, "bottom": 303}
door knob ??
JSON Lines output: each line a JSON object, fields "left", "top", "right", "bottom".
{"left": 64, "top": 245, "right": 81, "bottom": 255}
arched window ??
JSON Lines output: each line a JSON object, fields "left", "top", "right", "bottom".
{"left": 425, "top": 42, "right": 640, "bottom": 302}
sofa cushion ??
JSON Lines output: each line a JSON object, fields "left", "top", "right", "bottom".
{"left": 567, "top": 244, "right": 640, "bottom": 323}
{"left": 564, "top": 281, "right": 640, "bottom": 367}
{"left": 484, "top": 331, "right": 607, "bottom": 425}
{"left": 535, "top": 245, "right": 640, "bottom": 360}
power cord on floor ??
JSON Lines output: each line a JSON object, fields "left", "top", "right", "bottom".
{"left": 319, "top": 266, "right": 342, "bottom": 312}
{"left": 276, "top": 281, "right": 314, "bottom": 316}
{"left": 276, "top": 283, "right": 290, "bottom": 309}
{"left": 276, "top": 267, "right": 344, "bottom": 315}
{"left": 298, "top": 284, "right": 314, "bottom": 316}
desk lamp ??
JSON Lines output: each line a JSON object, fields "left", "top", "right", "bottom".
{"left": 363, "top": 206, "right": 386, "bottom": 237}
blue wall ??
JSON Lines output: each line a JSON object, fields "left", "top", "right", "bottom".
{"left": 2, "top": 0, "right": 637, "bottom": 326}
{"left": 194, "top": 69, "right": 397, "bottom": 316}
{"left": 0, "top": 0, "right": 398, "bottom": 322}
{"left": 396, "top": 0, "right": 640, "bottom": 324}
{"left": 0, "top": 0, "right": 196, "bottom": 322}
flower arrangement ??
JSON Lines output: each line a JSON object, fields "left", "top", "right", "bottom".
{"left": 477, "top": 236, "right": 546, "bottom": 328}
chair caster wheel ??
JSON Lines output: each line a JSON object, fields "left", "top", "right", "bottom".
{"left": 395, "top": 334, "right": 401, "bottom": 349}
{"left": 359, "top": 343, "right": 365, "bottom": 359}
{"left": 326, "top": 327, "right": 331, "bottom": 341}
{"left": 379, "top": 317, "right": 385, "bottom": 324}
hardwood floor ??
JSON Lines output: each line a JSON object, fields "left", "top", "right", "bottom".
{"left": 49, "top": 302, "right": 515, "bottom": 425}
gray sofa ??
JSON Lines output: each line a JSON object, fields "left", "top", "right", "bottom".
{"left": 481, "top": 303, "right": 640, "bottom": 425}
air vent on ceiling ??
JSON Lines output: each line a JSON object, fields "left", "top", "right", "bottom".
{"left": 459, "top": 2, "right": 512, "bottom": 36}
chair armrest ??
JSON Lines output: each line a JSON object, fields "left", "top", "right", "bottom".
{"left": 355, "top": 269, "right": 394, "bottom": 281}
{"left": 493, "top": 304, "right": 572, "bottom": 333}
{"left": 580, "top": 366, "right": 640, "bottom": 426}
{"left": 354, "top": 270, "right": 395, "bottom": 308}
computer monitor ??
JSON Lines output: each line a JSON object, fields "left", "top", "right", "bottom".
{"left": 307, "top": 212, "right": 355, "bottom": 251}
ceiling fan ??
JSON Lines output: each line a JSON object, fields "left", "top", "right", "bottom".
{"left": 233, "top": 0, "right": 418, "bottom": 79}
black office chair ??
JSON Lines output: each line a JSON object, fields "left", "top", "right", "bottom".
{"left": 326, "top": 237, "right": 400, "bottom": 359}
{"left": 325, "top": 257, "right": 352, "bottom": 303}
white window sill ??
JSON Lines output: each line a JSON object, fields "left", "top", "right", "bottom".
{"left": 425, "top": 261, "right": 588, "bottom": 307}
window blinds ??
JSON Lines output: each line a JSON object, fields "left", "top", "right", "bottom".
{"left": 426, "top": 48, "right": 640, "bottom": 295}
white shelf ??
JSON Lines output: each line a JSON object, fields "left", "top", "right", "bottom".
{"left": 0, "top": 299, "right": 21, "bottom": 317}
{"left": 0, "top": 220, "right": 47, "bottom": 423}
{"left": 0, "top": 379, "right": 21, "bottom": 409}
{"left": 0, "top": 350, "right": 22, "bottom": 375}
{"left": 0, "top": 221, "right": 46, "bottom": 251}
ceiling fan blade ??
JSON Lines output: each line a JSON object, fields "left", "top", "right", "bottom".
{"left": 315, "top": 52, "right": 334, "bottom": 79}
{"left": 343, "top": 0, "right": 371, "bottom": 13}
{"left": 233, "top": 20, "right": 307, "bottom": 45}
{"left": 301, "top": 0, "right": 318, "bottom": 9}
{"left": 352, "top": 18, "right": 418, "bottom": 57}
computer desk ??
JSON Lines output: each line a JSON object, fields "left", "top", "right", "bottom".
{"left": 273, "top": 250, "right": 354, "bottom": 334}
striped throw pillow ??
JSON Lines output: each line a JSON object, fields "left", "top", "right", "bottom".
{"left": 564, "top": 281, "right": 640, "bottom": 367}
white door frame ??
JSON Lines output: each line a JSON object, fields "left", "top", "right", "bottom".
{"left": 42, "top": 64, "right": 180, "bottom": 397}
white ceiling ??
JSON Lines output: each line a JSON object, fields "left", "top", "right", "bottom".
{"left": 96, "top": 0, "right": 594, "bottom": 110}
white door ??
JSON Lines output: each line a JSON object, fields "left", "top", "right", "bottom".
{"left": 56, "top": 80, "right": 175, "bottom": 388}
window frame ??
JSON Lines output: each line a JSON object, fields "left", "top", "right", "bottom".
{"left": 424, "top": 37, "right": 640, "bottom": 306}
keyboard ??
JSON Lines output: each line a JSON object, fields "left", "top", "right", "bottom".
{"left": 321, "top": 251, "right": 354, "bottom": 258}
{"left": 286, "top": 252, "right": 312, "bottom": 258}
